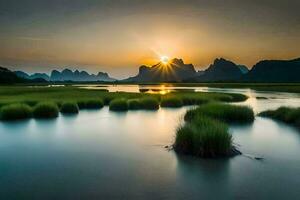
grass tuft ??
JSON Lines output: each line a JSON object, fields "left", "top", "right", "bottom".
{"left": 185, "top": 103, "right": 254, "bottom": 123}
{"left": 259, "top": 106, "right": 300, "bottom": 128}
{"left": 140, "top": 97, "right": 159, "bottom": 110}
{"left": 181, "top": 96, "right": 210, "bottom": 105}
{"left": 33, "top": 102, "right": 59, "bottom": 118}
{"left": 60, "top": 102, "right": 79, "bottom": 114}
{"left": 160, "top": 96, "right": 183, "bottom": 108}
{"left": 217, "top": 93, "right": 248, "bottom": 102}
{"left": 0, "top": 104, "right": 32, "bottom": 120}
{"left": 109, "top": 98, "right": 128, "bottom": 111}
{"left": 127, "top": 99, "right": 142, "bottom": 110}
{"left": 174, "top": 115, "right": 234, "bottom": 158}
{"left": 77, "top": 99, "right": 104, "bottom": 109}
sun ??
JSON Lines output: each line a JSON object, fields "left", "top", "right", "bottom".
{"left": 160, "top": 56, "right": 169, "bottom": 65}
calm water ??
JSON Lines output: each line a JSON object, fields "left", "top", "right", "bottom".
{"left": 0, "top": 86, "right": 300, "bottom": 199}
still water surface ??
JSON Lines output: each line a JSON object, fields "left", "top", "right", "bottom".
{"left": 0, "top": 86, "right": 300, "bottom": 199}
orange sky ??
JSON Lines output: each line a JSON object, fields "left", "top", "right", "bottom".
{"left": 0, "top": 0, "right": 300, "bottom": 78}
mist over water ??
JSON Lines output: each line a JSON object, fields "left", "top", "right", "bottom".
{"left": 0, "top": 86, "right": 300, "bottom": 199}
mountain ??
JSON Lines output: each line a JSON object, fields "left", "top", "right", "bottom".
{"left": 15, "top": 68, "right": 116, "bottom": 82}
{"left": 31, "top": 73, "right": 50, "bottom": 81}
{"left": 244, "top": 58, "right": 300, "bottom": 82}
{"left": 7, "top": 57, "right": 300, "bottom": 84}
{"left": 191, "top": 58, "right": 243, "bottom": 82}
{"left": 123, "top": 58, "right": 196, "bottom": 82}
{"left": 15, "top": 71, "right": 50, "bottom": 81}
{"left": 238, "top": 65, "right": 249, "bottom": 74}
{"left": 0, "top": 67, "right": 25, "bottom": 84}
{"left": 197, "top": 70, "right": 205, "bottom": 76}
{"left": 50, "top": 69, "right": 116, "bottom": 82}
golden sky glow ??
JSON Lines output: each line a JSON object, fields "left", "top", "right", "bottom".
{"left": 0, "top": 0, "right": 300, "bottom": 78}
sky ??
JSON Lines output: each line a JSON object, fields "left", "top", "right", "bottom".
{"left": 0, "top": 0, "right": 300, "bottom": 78}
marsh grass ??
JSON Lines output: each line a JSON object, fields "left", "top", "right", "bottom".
{"left": 174, "top": 115, "right": 234, "bottom": 158}
{"left": 77, "top": 99, "right": 104, "bottom": 109}
{"left": 127, "top": 99, "right": 142, "bottom": 110}
{"left": 140, "top": 97, "right": 159, "bottom": 110}
{"left": 33, "top": 102, "right": 59, "bottom": 118}
{"left": 181, "top": 96, "right": 210, "bottom": 105}
{"left": 160, "top": 96, "right": 183, "bottom": 108}
{"left": 0, "top": 86, "right": 248, "bottom": 109}
{"left": 109, "top": 98, "right": 128, "bottom": 111}
{"left": 218, "top": 93, "right": 248, "bottom": 102}
{"left": 22, "top": 100, "right": 39, "bottom": 107}
{"left": 60, "top": 102, "right": 79, "bottom": 114}
{"left": 259, "top": 107, "right": 300, "bottom": 128}
{"left": 0, "top": 104, "right": 32, "bottom": 120}
{"left": 185, "top": 103, "right": 254, "bottom": 123}
{"left": 103, "top": 96, "right": 115, "bottom": 105}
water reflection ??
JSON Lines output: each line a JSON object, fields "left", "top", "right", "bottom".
{"left": 77, "top": 84, "right": 300, "bottom": 113}
{"left": 1, "top": 87, "right": 300, "bottom": 199}
{"left": 174, "top": 153, "right": 232, "bottom": 199}
{"left": 175, "top": 153, "right": 230, "bottom": 179}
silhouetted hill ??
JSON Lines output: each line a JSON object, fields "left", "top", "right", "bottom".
{"left": 191, "top": 58, "right": 243, "bottom": 82}
{"left": 0, "top": 67, "right": 25, "bottom": 84}
{"left": 123, "top": 58, "right": 196, "bottom": 82}
{"left": 50, "top": 69, "right": 116, "bottom": 82}
{"left": 5, "top": 57, "right": 300, "bottom": 84}
{"left": 244, "top": 58, "right": 300, "bottom": 82}
{"left": 15, "top": 71, "right": 50, "bottom": 81}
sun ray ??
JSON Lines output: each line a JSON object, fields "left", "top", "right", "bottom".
{"left": 160, "top": 56, "right": 169, "bottom": 65}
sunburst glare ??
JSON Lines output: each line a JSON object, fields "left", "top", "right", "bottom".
{"left": 160, "top": 56, "right": 169, "bottom": 65}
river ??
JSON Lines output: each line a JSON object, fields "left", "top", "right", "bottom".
{"left": 0, "top": 86, "right": 299, "bottom": 199}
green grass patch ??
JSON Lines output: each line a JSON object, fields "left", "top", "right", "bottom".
{"left": 102, "top": 96, "right": 115, "bottom": 105}
{"left": 174, "top": 102, "right": 252, "bottom": 158}
{"left": 259, "top": 107, "right": 300, "bottom": 128}
{"left": 60, "top": 102, "right": 79, "bottom": 114}
{"left": 174, "top": 115, "right": 235, "bottom": 158}
{"left": 127, "top": 99, "right": 142, "bottom": 110}
{"left": 22, "top": 100, "right": 39, "bottom": 107}
{"left": 185, "top": 103, "right": 254, "bottom": 123}
{"left": 0, "top": 104, "right": 32, "bottom": 120}
{"left": 160, "top": 96, "right": 183, "bottom": 108}
{"left": 217, "top": 93, "right": 248, "bottom": 102}
{"left": 33, "top": 102, "right": 59, "bottom": 118}
{"left": 0, "top": 86, "right": 248, "bottom": 108}
{"left": 140, "top": 97, "right": 159, "bottom": 110}
{"left": 181, "top": 96, "right": 210, "bottom": 105}
{"left": 109, "top": 98, "right": 128, "bottom": 111}
{"left": 77, "top": 99, "right": 104, "bottom": 109}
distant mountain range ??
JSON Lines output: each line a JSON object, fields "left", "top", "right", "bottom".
{"left": 1, "top": 66, "right": 46, "bottom": 84}
{"left": 1, "top": 57, "right": 299, "bottom": 84}
{"left": 243, "top": 58, "right": 300, "bottom": 82}
{"left": 193, "top": 57, "right": 300, "bottom": 82}
{"left": 123, "top": 57, "right": 299, "bottom": 83}
{"left": 15, "top": 71, "right": 50, "bottom": 81}
{"left": 15, "top": 69, "right": 116, "bottom": 82}
{"left": 123, "top": 58, "right": 196, "bottom": 82}
{"left": 122, "top": 57, "right": 249, "bottom": 83}
{"left": 49, "top": 69, "right": 116, "bottom": 82}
